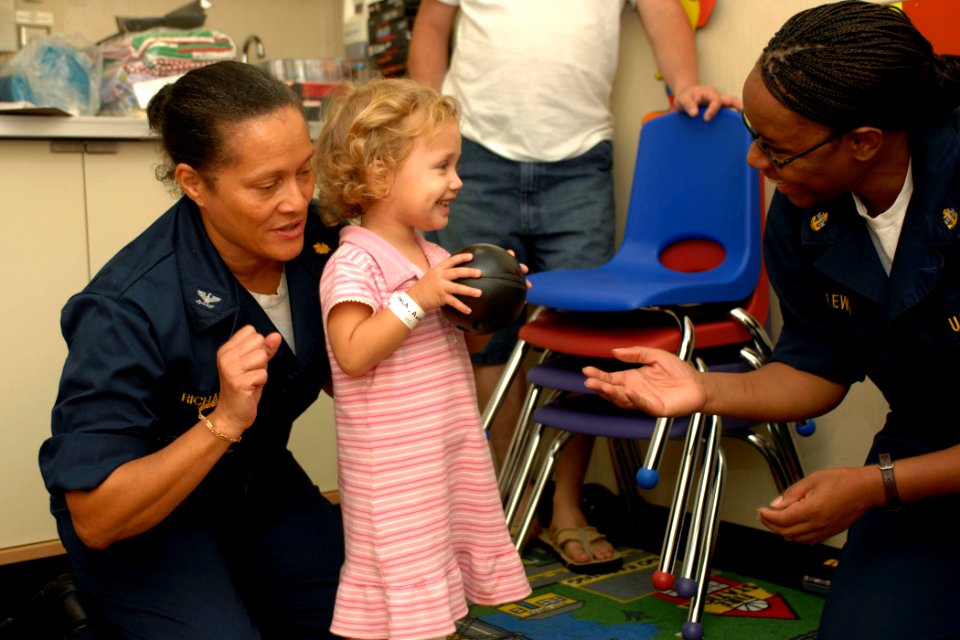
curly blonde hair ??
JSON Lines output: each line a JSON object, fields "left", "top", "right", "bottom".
{"left": 314, "top": 78, "right": 461, "bottom": 226}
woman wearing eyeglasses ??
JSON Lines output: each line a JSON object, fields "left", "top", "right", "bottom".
{"left": 583, "top": 2, "right": 960, "bottom": 638}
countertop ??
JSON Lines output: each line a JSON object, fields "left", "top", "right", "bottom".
{"left": 0, "top": 114, "right": 322, "bottom": 140}
{"left": 0, "top": 114, "right": 154, "bottom": 139}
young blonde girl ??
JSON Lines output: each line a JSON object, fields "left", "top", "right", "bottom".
{"left": 314, "top": 78, "right": 531, "bottom": 640}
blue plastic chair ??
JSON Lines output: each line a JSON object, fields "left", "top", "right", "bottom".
{"left": 524, "top": 108, "right": 761, "bottom": 312}
{"left": 485, "top": 107, "right": 765, "bottom": 488}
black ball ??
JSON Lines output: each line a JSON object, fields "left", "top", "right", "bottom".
{"left": 442, "top": 243, "right": 527, "bottom": 334}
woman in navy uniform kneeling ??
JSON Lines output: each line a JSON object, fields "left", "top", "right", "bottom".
{"left": 39, "top": 61, "right": 344, "bottom": 639}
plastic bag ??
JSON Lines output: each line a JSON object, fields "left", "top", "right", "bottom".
{"left": 0, "top": 33, "right": 102, "bottom": 116}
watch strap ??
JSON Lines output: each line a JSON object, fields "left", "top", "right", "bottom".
{"left": 878, "top": 452, "right": 902, "bottom": 512}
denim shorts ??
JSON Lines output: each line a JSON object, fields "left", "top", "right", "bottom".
{"left": 428, "top": 137, "right": 616, "bottom": 365}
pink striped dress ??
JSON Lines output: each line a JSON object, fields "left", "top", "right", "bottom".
{"left": 320, "top": 226, "right": 531, "bottom": 640}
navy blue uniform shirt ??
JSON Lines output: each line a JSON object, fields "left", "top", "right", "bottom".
{"left": 765, "top": 108, "right": 960, "bottom": 458}
{"left": 40, "top": 196, "right": 339, "bottom": 526}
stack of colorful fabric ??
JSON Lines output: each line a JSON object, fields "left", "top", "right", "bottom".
{"left": 99, "top": 29, "right": 236, "bottom": 116}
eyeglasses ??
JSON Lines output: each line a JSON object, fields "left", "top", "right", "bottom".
{"left": 740, "top": 111, "right": 844, "bottom": 169}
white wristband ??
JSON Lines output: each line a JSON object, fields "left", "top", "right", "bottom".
{"left": 387, "top": 292, "right": 425, "bottom": 330}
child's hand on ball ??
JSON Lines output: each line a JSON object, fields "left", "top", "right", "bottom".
{"left": 441, "top": 244, "right": 528, "bottom": 334}
{"left": 407, "top": 253, "right": 482, "bottom": 314}
{"left": 504, "top": 248, "right": 533, "bottom": 289}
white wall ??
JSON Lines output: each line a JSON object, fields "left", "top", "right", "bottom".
{"left": 1, "top": 0, "right": 344, "bottom": 66}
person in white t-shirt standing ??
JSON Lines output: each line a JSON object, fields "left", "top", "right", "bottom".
{"left": 408, "top": 0, "right": 740, "bottom": 573}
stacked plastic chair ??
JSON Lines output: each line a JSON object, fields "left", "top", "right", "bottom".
{"left": 487, "top": 106, "right": 766, "bottom": 494}
{"left": 497, "top": 297, "right": 809, "bottom": 640}
{"left": 485, "top": 109, "right": 812, "bottom": 640}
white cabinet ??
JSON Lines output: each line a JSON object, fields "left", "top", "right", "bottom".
{"left": 83, "top": 141, "right": 175, "bottom": 274}
{"left": 0, "top": 139, "right": 175, "bottom": 558}
{"left": 0, "top": 141, "right": 89, "bottom": 555}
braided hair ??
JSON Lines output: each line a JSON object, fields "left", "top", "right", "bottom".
{"left": 759, "top": 1, "right": 960, "bottom": 133}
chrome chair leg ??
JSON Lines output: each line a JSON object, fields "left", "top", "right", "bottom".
{"left": 722, "top": 429, "right": 792, "bottom": 493}
{"left": 681, "top": 446, "right": 727, "bottom": 640}
{"left": 652, "top": 412, "right": 705, "bottom": 591}
{"left": 653, "top": 357, "right": 710, "bottom": 589}
{"left": 498, "top": 378, "right": 553, "bottom": 498}
{"left": 766, "top": 420, "right": 806, "bottom": 485}
{"left": 482, "top": 306, "right": 546, "bottom": 437}
{"left": 502, "top": 410, "right": 553, "bottom": 531}
{"left": 730, "top": 306, "right": 773, "bottom": 357}
{"left": 482, "top": 337, "right": 531, "bottom": 436}
{"left": 677, "top": 413, "right": 722, "bottom": 599}
{"left": 637, "top": 313, "right": 695, "bottom": 489}
{"left": 737, "top": 345, "right": 806, "bottom": 484}
{"left": 510, "top": 427, "right": 576, "bottom": 551}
